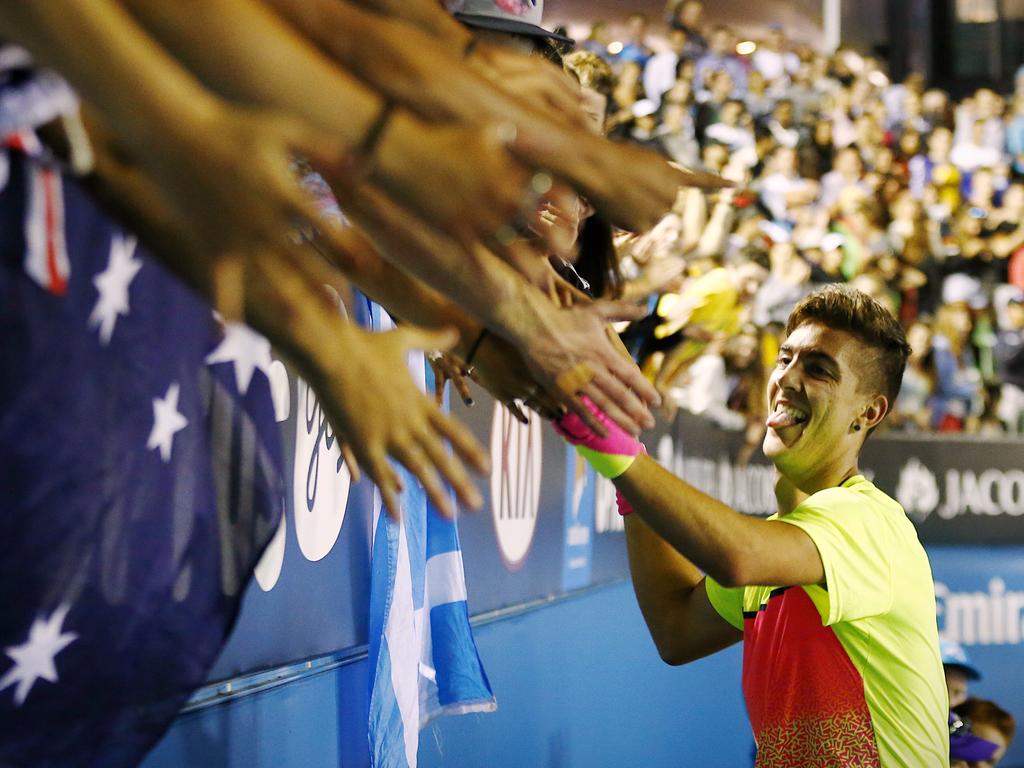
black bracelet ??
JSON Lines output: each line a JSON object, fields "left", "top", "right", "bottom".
{"left": 464, "top": 329, "right": 489, "bottom": 369}
{"left": 357, "top": 100, "right": 396, "bottom": 165}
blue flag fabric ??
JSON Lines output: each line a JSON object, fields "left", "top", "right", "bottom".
{"left": 0, "top": 145, "right": 284, "bottom": 766}
{"left": 365, "top": 305, "right": 495, "bottom": 768}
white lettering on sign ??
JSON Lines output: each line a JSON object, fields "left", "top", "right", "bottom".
{"left": 292, "top": 377, "right": 350, "bottom": 562}
{"left": 896, "top": 458, "right": 1024, "bottom": 520}
{"left": 489, "top": 404, "right": 542, "bottom": 570}
{"left": 253, "top": 508, "right": 287, "bottom": 591}
{"left": 936, "top": 579, "right": 1024, "bottom": 645}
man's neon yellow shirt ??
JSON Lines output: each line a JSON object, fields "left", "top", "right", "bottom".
{"left": 705, "top": 475, "right": 949, "bottom": 767}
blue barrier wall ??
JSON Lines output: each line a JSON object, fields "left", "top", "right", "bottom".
{"left": 144, "top": 581, "right": 749, "bottom": 768}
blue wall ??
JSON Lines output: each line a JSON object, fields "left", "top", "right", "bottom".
{"left": 144, "top": 581, "right": 749, "bottom": 768}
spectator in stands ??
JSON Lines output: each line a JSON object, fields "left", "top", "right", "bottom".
{"left": 764, "top": 97, "right": 801, "bottom": 149}
{"left": 655, "top": 99, "right": 701, "bottom": 168}
{"left": 606, "top": 60, "right": 646, "bottom": 140}
{"left": 957, "top": 698, "right": 1016, "bottom": 767}
{"left": 666, "top": 0, "right": 707, "bottom": 58}
{"left": 930, "top": 302, "right": 984, "bottom": 431}
{"left": 751, "top": 24, "right": 799, "bottom": 93}
{"left": 693, "top": 25, "right": 746, "bottom": 98}
{"left": 695, "top": 69, "right": 737, "bottom": 143}
{"left": 562, "top": 50, "right": 614, "bottom": 132}
{"left": 581, "top": 20, "right": 613, "bottom": 61}
{"left": 892, "top": 318, "right": 935, "bottom": 430}
{"left": 758, "top": 146, "right": 817, "bottom": 223}
{"left": 616, "top": 12, "right": 654, "bottom": 68}
{"left": 1007, "top": 95, "right": 1024, "bottom": 178}
{"left": 951, "top": 120, "right": 1002, "bottom": 173}
{"left": 704, "top": 98, "right": 755, "bottom": 157}
{"left": 744, "top": 69, "right": 775, "bottom": 121}
{"left": 996, "top": 290, "right": 1024, "bottom": 433}
{"left": 643, "top": 27, "right": 689, "bottom": 106}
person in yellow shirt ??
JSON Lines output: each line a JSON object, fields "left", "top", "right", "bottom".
{"left": 651, "top": 259, "right": 766, "bottom": 401}
{"left": 556, "top": 284, "right": 948, "bottom": 766}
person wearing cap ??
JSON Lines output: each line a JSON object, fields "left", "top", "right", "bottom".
{"left": 449, "top": 0, "right": 572, "bottom": 52}
{"left": 941, "top": 638, "right": 982, "bottom": 710}
{"left": 995, "top": 290, "right": 1024, "bottom": 433}
{"left": 556, "top": 285, "right": 949, "bottom": 766}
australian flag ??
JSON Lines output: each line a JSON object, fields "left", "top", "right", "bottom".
{"left": 0, "top": 138, "right": 285, "bottom": 766}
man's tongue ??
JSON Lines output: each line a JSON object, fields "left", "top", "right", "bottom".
{"left": 766, "top": 406, "right": 806, "bottom": 429}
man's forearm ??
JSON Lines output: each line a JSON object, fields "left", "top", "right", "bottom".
{"left": 625, "top": 512, "right": 704, "bottom": 645}
{"left": 616, "top": 455, "right": 824, "bottom": 587}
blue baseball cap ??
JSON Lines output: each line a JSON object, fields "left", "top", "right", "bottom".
{"left": 941, "top": 638, "right": 982, "bottom": 681}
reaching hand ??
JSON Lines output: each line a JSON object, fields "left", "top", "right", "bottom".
{"left": 510, "top": 124, "right": 733, "bottom": 233}
{"left": 429, "top": 351, "right": 474, "bottom": 407}
{"left": 127, "top": 102, "right": 351, "bottom": 320}
{"left": 300, "top": 322, "right": 490, "bottom": 522}
{"left": 466, "top": 42, "right": 588, "bottom": 128}
{"left": 520, "top": 298, "right": 659, "bottom": 436}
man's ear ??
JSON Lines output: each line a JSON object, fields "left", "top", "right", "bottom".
{"left": 860, "top": 393, "right": 889, "bottom": 431}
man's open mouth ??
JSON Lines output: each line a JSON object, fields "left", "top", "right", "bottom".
{"left": 766, "top": 404, "right": 809, "bottom": 429}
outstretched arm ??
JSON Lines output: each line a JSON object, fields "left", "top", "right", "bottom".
{"left": 618, "top": 456, "right": 824, "bottom": 588}
{"left": 556, "top": 402, "right": 825, "bottom": 590}
{"left": 625, "top": 513, "right": 742, "bottom": 665}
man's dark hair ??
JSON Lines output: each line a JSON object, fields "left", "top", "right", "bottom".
{"left": 785, "top": 284, "right": 910, "bottom": 410}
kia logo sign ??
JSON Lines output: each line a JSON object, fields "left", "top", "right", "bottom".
{"left": 489, "top": 403, "right": 543, "bottom": 571}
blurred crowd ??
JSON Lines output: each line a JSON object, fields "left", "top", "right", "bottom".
{"left": 565, "top": 1, "right": 1024, "bottom": 442}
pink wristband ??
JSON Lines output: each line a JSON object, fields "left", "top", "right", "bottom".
{"left": 614, "top": 444, "right": 646, "bottom": 516}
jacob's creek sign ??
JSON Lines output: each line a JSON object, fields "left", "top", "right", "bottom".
{"left": 897, "top": 458, "right": 1024, "bottom": 520}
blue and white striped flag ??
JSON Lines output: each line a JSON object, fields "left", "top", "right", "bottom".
{"left": 366, "top": 305, "right": 495, "bottom": 768}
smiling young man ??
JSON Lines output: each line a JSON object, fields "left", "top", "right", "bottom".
{"left": 557, "top": 285, "right": 949, "bottom": 766}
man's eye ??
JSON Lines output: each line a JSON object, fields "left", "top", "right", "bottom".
{"left": 776, "top": 356, "right": 791, "bottom": 367}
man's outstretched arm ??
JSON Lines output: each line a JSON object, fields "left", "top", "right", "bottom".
{"left": 617, "top": 456, "right": 824, "bottom": 589}
{"left": 625, "top": 512, "right": 741, "bottom": 665}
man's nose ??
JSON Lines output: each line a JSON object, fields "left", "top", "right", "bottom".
{"left": 775, "top": 358, "right": 801, "bottom": 391}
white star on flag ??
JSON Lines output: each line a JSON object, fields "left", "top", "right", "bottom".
{"left": 147, "top": 381, "right": 188, "bottom": 462}
{"left": 88, "top": 234, "right": 141, "bottom": 345}
{"left": 0, "top": 603, "right": 78, "bottom": 707}
{"left": 205, "top": 322, "right": 273, "bottom": 396}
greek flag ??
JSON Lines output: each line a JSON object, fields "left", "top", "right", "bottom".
{"left": 366, "top": 305, "right": 495, "bottom": 768}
